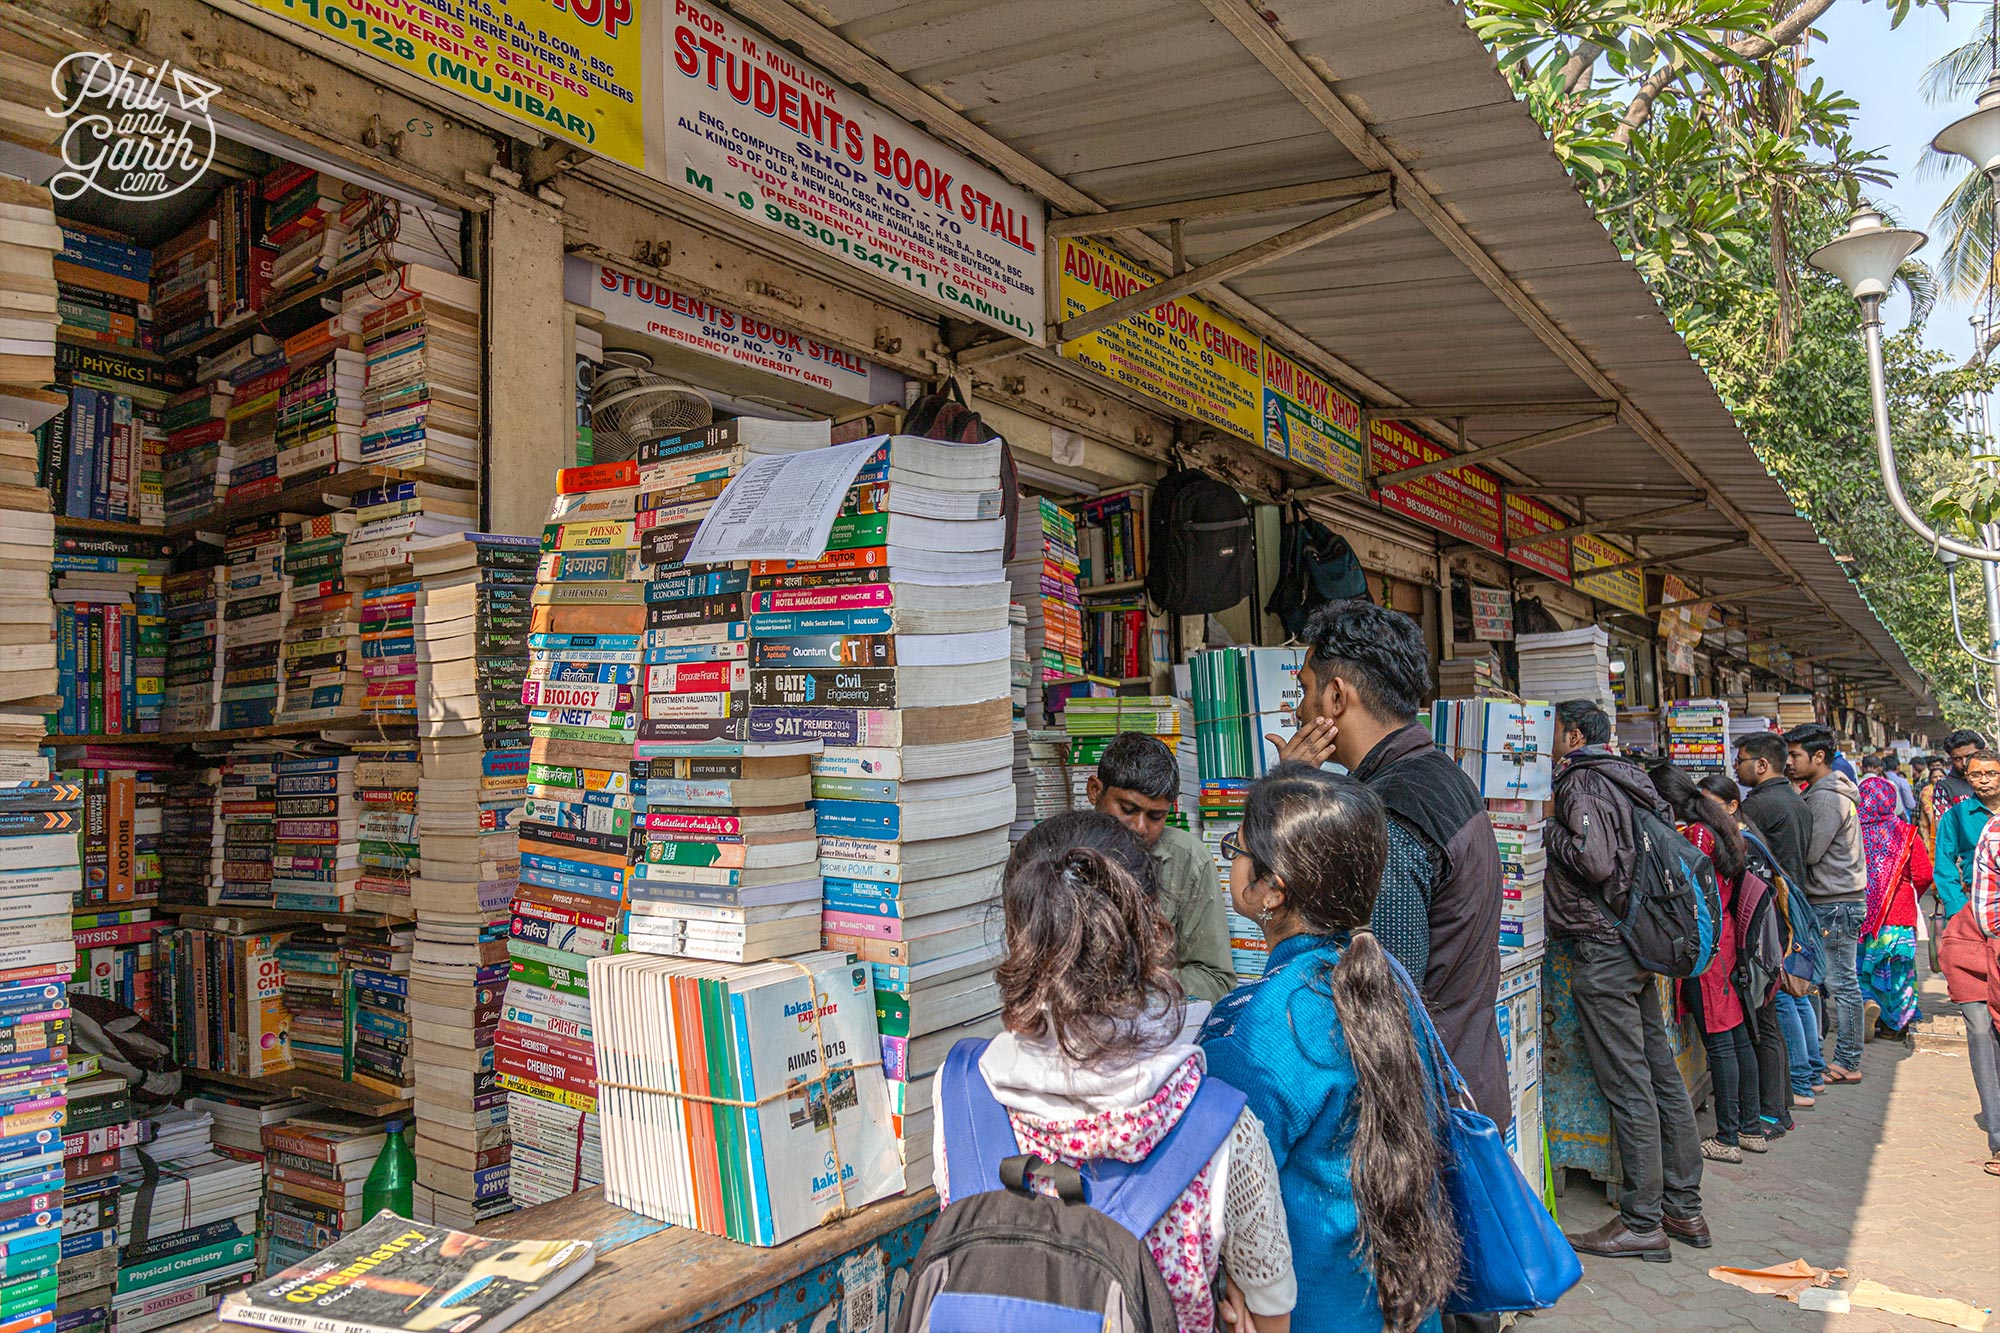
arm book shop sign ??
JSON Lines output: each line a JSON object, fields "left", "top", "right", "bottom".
{"left": 660, "top": 0, "right": 1044, "bottom": 339}
{"left": 243, "top": 0, "right": 644, "bottom": 167}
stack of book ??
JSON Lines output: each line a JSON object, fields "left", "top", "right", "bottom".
{"left": 111, "top": 1105, "right": 263, "bottom": 1326}
{"left": 1011, "top": 728, "right": 1072, "bottom": 839}
{"left": 588, "top": 951, "right": 904, "bottom": 1243}
{"left": 162, "top": 392, "right": 231, "bottom": 528}
{"left": 183, "top": 1082, "right": 311, "bottom": 1160}
{"left": 276, "top": 317, "right": 364, "bottom": 485}
{"left": 1005, "top": 497, "right": 1083, "bottom": 726}
{"left": 501, "top": 462, "right": 646, "bottom": 1208}
{"left": 0, "top": 777, "right": 78, "bottom": 1333}
{"left": 1664, "top": 698, "right": 1730, "bottom": 775}
{"left": 1515, "top": 628, "right": 1618, "bottom": 735}
{"left": 262, "top": 166, "right": 351, "bottom": 292}
{"left": 161, "top": 565, "right": 225, "bottom": 731}
{"left": 351, "top": 738, "right": 419, "bottom": 917}
{"left": 344, "top": 922, "right": 415, "bottom": 1103}
{"left": 1429, "top": 699, "right": 1555, "bottom": 803}
{"left": 354, "top": 266, "right": 480, "bottom": 482}
{"left": 1489, "top": 801, "right": 1548, "bottom": 963}
{"left": 276, "top": 512, "right": 360, "bottom": 721}
{"left": 1074, "top": 488, "right": 1145, "bottom": 589}
{"left": 348, "top": 479, "right": 475, "bottom": 574}
{"left": 158, "top": 925, "right": 292, "bottom": 1077}
{"left": 276, "top": 924, "right": 345, "bottom": 1078}
{"left": 356, "top": 581, "right": 419, "bottom": 717}
{"left": 217, "top": 749, "right": 278, "bottom": 907}
{"left": 1064, "top": 695, "right": 1198, "bottom": 827}
{"left": 60, "top": 1057, "right": 130, "bottom": 1333}
{"left": 628, "top": 423, "right": 811, "bottom": 967}
{"left": 745, "top": 432, "right": 1017, "bottom": 1193}
{"left": 1729, "top": 712, "right": 1777, "bottom": 743}
{"left": 55, "top": 222, "right": 151, "bottom": 351}
{"left": 72, "top": 906, "right": 165, "bottom": 1017}
{"left": 157, "top": 761, "right": 224, "bottom": 908}
{"left": 1616, "top": 707, "right": 1661, "bottom": 754}
{"left": 1778, "top": 694, "right": 1816, "bottom": 728}
{"left": 259, "top": 1111, "right": 390, "bottom": 1271}
{"left": 52, "top": 531, "right": 170, "bottom": 735}
{"left": 408, "top": 904, "right": 511, "bottom": 1229}
{"left": 332, "top": 195, "right": 464, "bottom": 282}
{"left": 0, "top": 183, "right": 57, "bottom": 392}
{"left": 1437, "top": 647, "right": 1502, "bottom": 699}
{"left": 272, "top": 751, "right": 359, "bottom": 913}
{"left": 223, "top": 347, "right": 291, "bottom": 507}
{"left": 50, "top": 755, "right": 167, "bottom": 910}
{"left": 220, "top": 518, "right": 292, "bottom": 729}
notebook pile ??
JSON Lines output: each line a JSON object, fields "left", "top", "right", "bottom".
{"left": 1515, "top": 628, "right": 1617, "bottom": 735}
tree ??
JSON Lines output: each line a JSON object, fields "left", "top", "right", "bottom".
{"left": 1470, "top": 0, "right": 1993, "bottom": 724}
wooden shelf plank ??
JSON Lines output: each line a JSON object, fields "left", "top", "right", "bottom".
{"left": 53, "top": 516, "right": 167, "bottom": 538}
{"left": 50, "top": 465, "right": 474, "bottom": 542}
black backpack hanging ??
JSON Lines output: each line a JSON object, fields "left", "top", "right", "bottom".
{"left": 1146, "top": 468, "right": 1254, "bottom": 615}
{"left": 905, "top": 380, "right": 1020, "bottom": 560}
{"left": 1265, "top": 501, "right": 1370, "bottom": 636}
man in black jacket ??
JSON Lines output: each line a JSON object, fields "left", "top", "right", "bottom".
{"left": 1736, "top": 731, "right": 1810, "bottom": 887}
{"left": 1270, "top": 601, "right": 1510, "bottom": 1135}
{"left": 1545, "top": 700, "right": 1706, "bottom": 1262}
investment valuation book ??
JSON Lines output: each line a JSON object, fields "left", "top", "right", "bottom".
{"left": 218, "top": 1211, "right": 594, "bottom": 1333}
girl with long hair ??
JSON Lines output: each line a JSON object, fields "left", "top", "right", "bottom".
{"left": 1648, "top": 761, "right": 1762, "bottom": 1161}
{"left": 933, "top": 810, "right": 1297, "bottom": 1333}
{"left": 1857, "top": 772, "right": 1934, "bottom": 1039}
{"left": 1199, "top": 764, "right": 1459, "bottom": 1333}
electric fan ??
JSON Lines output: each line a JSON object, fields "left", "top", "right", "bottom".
{"left": 588, "top": 351, "right": 713, "bottom": 461}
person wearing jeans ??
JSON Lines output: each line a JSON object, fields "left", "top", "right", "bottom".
{"left": 1787, "top": 723, "right": 1871, "bottom": 1082}
{"left": 1774, "top": 988, "right": 1827, "bottom": 1101}
{"left": 1941, "top": 816, "right": 2000, "bottom": 1174}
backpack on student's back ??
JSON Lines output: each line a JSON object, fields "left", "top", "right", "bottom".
{"left": 1730, "top": 862, "right": 1787, "bottom": 1011}
{"left": 1742, "top": 827, "right": 1826, "bottom": 992}
{"left": 1600, "top": 804, "right": 1723, "bottom": 979}
{"left": 1146, "top": 468, "right": 1254, "bottom": 616}
{"left": 1265, "top": 502, "right": 1370, "bottom": 636}
{"left": 894, "top": 1039, "right": 1246, "bottom": 1333}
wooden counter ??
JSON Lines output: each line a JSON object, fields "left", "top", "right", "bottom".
{"left": 171, "top": 1190, "right": 940, "bottom": 1333}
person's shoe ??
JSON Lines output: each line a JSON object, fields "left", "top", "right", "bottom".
{"left": 1864, "top": 1000, "right": 1881, "bottom": 1038}
{"left": 1663, "top": 1213, "right": 1714, "bottom": 1249}
{"left": 1701, "top": 1137, "right": 1742, "bottom": 1163}
{"left": 1825, "top": 1064, "right": 1863, "bottom": 1084}
{"left": 1792, "top": 1092, "right": 1816, "bottom": 1109}
{"left": 1566, "top": 1217, "right": 1673, "bottom": 1262}
{"left": 1811, "top": 1081, "right": 1827, "bottom": 1093}
{"left": 1739, "top": 1132, "right": 1770, "bottom": 1153}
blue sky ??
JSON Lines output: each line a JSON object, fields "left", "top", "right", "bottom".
{"left": 1812, "top": 0, "right": 1993, "bottom": 357}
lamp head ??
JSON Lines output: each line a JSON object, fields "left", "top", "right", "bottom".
{"left": 1807, "top": 208, "right": 1927, "bottom": 301}
{"left": 1933, "top": 70, "right": 2000, "bottom": 178}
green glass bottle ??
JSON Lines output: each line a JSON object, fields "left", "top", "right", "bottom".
{"left": 361, "top": 1119, "right": 416, "bottom": 1221}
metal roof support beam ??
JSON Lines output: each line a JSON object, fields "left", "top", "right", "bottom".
{"left": 1511, "top": 500, "right": 1716, "bottom": 549}
{"left": 1583, "top": 539, "right": 1748, "bottom": 579}
{"left": 1046, "top": 174, "right": 1393, "bottom": 238}
{"left": 1371, "top": 414, "right": 1617, "bottom": 489}
{"left": 1619, "top": 525, "right": 1742, "bottom": 539}
{"left": 1194, "top": 0, "right": 1921, "bottom": 698}
{"left": 1371, "top": 401, "right": 1618, "bottom": 421}
{"left": 1502, "top": 485, "right": 1703, "bottom": 500}
{"left": 1645, "top": 579, "right": 1798, "bottom": 613}
{"left": 1054, "top": 193, "right": 1395, "bottom": 344}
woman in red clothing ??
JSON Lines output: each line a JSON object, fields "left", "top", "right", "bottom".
{"left": 1858, "top": 773, "right": 1934, "bottom": 1039}
{"left": 1648, "top": 762, "right": 1763, "bottom": 1163}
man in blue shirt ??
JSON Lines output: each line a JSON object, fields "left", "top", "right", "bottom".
{"left": 1936, "top": 749, "right": 2000, "bottom": 919}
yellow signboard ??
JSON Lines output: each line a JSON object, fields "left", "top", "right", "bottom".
{"left": 1058, "top": 238, "right": 1262, "bottom": 441}
{"left": 1262, "top": 346, "right": 1364, "bottom": 492}
{"left": 1572, "top": 534, "right": 1646, "bottom": 615}
{"left": 247, "top": 0, "right": 645, "bottom": 167}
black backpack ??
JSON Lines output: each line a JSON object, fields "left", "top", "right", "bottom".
{"left": 895, "top": 1040, "right": 1246, "bottom": 1333}
{"left": 1265, "top": 503, "right": 1369, "bottom": 636}
{"left": 1598, "top": 804, "right": 1724, "bottom": 979}
{"left": 1146, "top": 469, "right": 1253, "bottom": 615}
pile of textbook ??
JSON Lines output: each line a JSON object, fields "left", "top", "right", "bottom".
{"left": 110, "top": 1106, "right": 264, "bottom": 1329}
{"left": 739, "top": 432, "right": 1017, "bottom": 1193}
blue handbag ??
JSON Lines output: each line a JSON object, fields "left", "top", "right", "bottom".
{"left": 1409, "top": 989, "right": 1583, "bottom": 1314}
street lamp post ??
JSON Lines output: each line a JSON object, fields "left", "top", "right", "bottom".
{"left": 1808, "top": 72, "right": 2000, "bottom": 735}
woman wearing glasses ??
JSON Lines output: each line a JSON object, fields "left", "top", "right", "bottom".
{"left": 1201, "top": 764, "right": 1460, "bottom": 1333}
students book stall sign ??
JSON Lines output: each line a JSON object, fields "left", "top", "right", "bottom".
{"left": 1057, "top": 238, "right": 1262, "bottom": 441}
{"left": 658, "top": 0, "right": 1042, "bottom": 338}
{"left": 241, "top": 0, "right": 642, "bottom": 169}
{"left": 563, "top": 260, "right": 900, "bottom": 404}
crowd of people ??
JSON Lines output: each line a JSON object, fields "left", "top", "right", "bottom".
{"left": 916, "top": 601, "right": 2000, "bottom": 1333}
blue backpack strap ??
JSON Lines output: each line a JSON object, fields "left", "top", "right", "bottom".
{"left": 939, "top": 1038, "right": 1017, "bottom": 1203}
{"left": 1088, "top": 1076, "right": 1249, "bottom": 1238}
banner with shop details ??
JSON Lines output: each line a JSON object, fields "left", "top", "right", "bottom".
{"left": 565, "top": 258, "right": 899, "bottom": 402}
{"left": 244, "top": 0, "right": 644, "bottom": 167}
{"left": 1368, "top": 418, "right": 1503, "bottom": 555}
{"left": 658, "top": 0, "right": 1043, "bottom": 339}
{"left": 1504, "top": 494, "right": 1571, "bottom": 584}
{"left": 1261, "top": 347, "right": 1364, "bottom": 492}
{"left": 1057, "top": 238, "right": 1263, "bottom": 440}
{"left": 1572, "top": 533, "right": 1646, "bottom": 615}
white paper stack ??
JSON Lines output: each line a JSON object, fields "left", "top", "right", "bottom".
{"left": 1516, "top": 628, "right": 1617, "bottom": 736}
{"left": 1488, "top": 799, "right": 1548, "bottom": 964}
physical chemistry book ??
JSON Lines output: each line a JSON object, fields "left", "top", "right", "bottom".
{"left": 216, "top": 1211, "right": 595, "bottom": 1333}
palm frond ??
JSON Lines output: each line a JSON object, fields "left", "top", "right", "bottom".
{"left": 1920, "top": 35, "right": 1996, "bottom": 106}
{"left": 1929, "top": 166, "right": 1998, "bottom": 299}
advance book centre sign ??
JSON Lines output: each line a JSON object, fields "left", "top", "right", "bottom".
{"left": 659, "top": 0, "right": 1044, "bottom": 339}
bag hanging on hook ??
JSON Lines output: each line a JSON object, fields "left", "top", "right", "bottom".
{"left": 1265, "top": 501, "right": 1370, "bottom": 636}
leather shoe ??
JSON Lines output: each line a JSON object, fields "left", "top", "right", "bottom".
{"left": 1565, "top": 1217, "right": 1672, "bottom": 1263}
{"left": 1663, "top": 1213, "right": 1713, "bottom": 1248}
